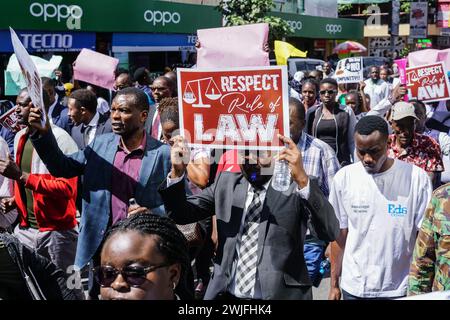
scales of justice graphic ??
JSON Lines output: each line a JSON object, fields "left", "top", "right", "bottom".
{"left": 183, "top": 77, "right": 222, "bottom": 108}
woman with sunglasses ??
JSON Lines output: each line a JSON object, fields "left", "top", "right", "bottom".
{"left": 95, "top": 212, "right": 191, "bottom": 300}
{"left": 305, "top": 78, "right": 357, "bottom": 166}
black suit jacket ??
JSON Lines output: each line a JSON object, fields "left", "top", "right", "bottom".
{"left": 145, "top": 104, "right": 160, "bottom": 136}
{"left": 159, "top": 172, "right": 339, "bottom": 300}
{"left": 51, "top": 102, "right": 72, "bottom": 134}
{"left": 71, "top": 113, "right": 112, "bottom": 150}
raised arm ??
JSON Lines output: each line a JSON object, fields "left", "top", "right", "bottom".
{"left": 278, "top": 134, "right": 340, "bottom": 242}
{"left": 158, "top": 136, "right": 215, "bottom": 224}
{"left": 27, "top": 106, "right": 87, "bottom": 178}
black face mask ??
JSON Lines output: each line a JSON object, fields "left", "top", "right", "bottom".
{"left": 241, "top": 163, "right": 272, "bottom": 188}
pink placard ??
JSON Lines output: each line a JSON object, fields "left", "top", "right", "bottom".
{"left": 408, "top": 48, "right": 450, "bottom": 70}
{"left": 394, "top": 58, "right": 407, "bottom": 85}
{"left": 394, "top": 58, "right": 408, "bottom": 101}
{"left": 437, "top": 48, "right": 450, "bottom": 70}
{"left": 73, "top": 49, "right": 119, "bottom": 90}
{"left": 197, "top": 23, "right": 269, "bottom": 68}
{"left": 408, "top": 49, "right": 440, "bottom": 67}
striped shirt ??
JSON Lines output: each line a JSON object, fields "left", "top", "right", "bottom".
{"left": 297, "top": 132, "right": 340, "bottom": 197}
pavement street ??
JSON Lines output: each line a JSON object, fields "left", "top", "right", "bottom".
{"left": 313, "top": 277, "right": 330, "bottom": 300}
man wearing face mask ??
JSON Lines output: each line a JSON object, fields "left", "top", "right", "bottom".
{"left": 158, "top": 135, "right": 339, "bottom": 300}
{"left": 328, "top": 116, "right": 432, "bottom": 300}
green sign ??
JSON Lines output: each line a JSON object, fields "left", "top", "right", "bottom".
{"left": 1, "top": 0, "right": 222, "bottom": 33}
{"left": 338, "top": 0, "right": 389, "bottom": 3}
{"left": 272, "top": 12, "right": 364, "bottom": 40}
{"left": 1, "top": 0, "right": 363, "bottom": 39}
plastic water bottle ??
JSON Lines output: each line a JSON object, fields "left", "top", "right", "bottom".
{"left": 319, "top": 258, "right": 331, "bottom": 276}
{"left": 271, "top": 158, "right": 291, "bottom": 192}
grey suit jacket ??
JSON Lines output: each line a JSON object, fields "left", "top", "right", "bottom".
{"left": 71, "top": 113, "right": 112, "bottom": 150}
{"left": 159, "top": 172, "right": 339, "bottom": 300}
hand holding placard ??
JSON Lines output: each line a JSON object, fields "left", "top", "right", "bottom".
{"left": 28, "top": 106, "right": 50, "bottom": 136}
{"left": 169, "top": 135, "right": 190, "bottom": 179}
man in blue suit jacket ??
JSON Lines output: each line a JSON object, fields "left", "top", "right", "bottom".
{"left": 27, "top": 88, "right": 171, "bottom": 272}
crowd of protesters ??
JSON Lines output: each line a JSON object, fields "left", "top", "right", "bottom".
{"left": 0, "top": 54, "right": 448, "bottom": 301}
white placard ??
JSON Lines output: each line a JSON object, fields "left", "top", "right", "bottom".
{"left": 334, "top": 57, "right": 364, "bottom": 84}
{"left": 9, "top": 27, "right": 46, "bottom": 126}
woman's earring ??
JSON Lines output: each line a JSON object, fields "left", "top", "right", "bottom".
{"left": 172, "top": 282, "right": 177, "bottom": 290}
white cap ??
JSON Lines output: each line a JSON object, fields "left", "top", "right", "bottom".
{"left": 390, "top": 101, "right": 418, "bottom": 121}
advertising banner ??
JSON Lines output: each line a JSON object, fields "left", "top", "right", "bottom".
{"left": 0, "top": 30, "right": 95, "bottom": 52}
{"left": 177, "top": 66, "right": 289, "bottom": 150}
{"left": 410, "top": 2, "right": 428, "bottom": 39}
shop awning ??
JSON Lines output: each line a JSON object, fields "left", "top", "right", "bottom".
{"left": 338, "top": 0, "right": 390, "bottom": 3}
{"left": 112, "top": 33, "right": 195, "bottom": 52}
{"left": 271, "top": 12, "right": 364, "bottom": 39}
{"left": 0, "top": 30, "right": 95, "bottom": 52}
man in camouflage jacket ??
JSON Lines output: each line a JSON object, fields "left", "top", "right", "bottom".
{"left": 408, "top": 183, "right": 450, "bottom": 295}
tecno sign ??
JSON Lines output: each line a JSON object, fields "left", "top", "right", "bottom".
{"left": 144, "top": 10, "right": 181, "bottom": 26}
{"left": 21, "top": 34, "right": 73, "bottom": 50}
{"left": 286, "top": 20, "right": 303, "bottom": 31}
{"left": 325, "top": 24, "right": 342, "bottom": 34}
{"left": 29, "top": 2, "right": 83, "bottom": 22}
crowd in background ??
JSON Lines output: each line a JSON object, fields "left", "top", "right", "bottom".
{"left": 0, "top": 56, "right": 448, "bottom": 300}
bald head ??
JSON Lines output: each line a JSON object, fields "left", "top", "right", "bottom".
{"left": 114, "top": 73, "right": 132, "bottom": 91}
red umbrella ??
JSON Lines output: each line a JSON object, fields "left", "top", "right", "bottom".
{"left": 333, "top": 41, "right": 367, "bottom": 54}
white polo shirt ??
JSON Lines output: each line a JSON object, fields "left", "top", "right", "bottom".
{"left": 329, "top": 159, "right": 432, "bottom": 298}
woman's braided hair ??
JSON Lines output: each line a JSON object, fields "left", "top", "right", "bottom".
{"left": 104, "top": 213, "right": 190, "bottom": 286}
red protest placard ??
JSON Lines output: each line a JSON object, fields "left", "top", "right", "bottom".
{"left": 406, "top": 61, "right": 450, "bottom": 103}
{"left": 0, "top": 107, "right": 23, "bottom": 132}
{"left": 177, "top": 66, "right": 289, "bottom": 150}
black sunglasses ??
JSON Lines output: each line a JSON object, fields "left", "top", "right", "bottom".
{"left": 93, "top": 264, "right": 170, "bottom": 287}
{"left": 319, "top": 90, "right": 337, "bottom": 95}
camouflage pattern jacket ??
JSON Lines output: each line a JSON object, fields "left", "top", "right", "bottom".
{"left": 408, "top": 184, "right": 450, "bottom": 295}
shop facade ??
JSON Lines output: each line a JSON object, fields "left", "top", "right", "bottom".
{"left": 0, "top": 0, "right": 364, "bottom": 95}
{"left": 273, "top": 11, "right": 364, "bottom": 60}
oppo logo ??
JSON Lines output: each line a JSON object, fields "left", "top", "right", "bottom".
{"left": 286, "top": 20, "right": 303, "bottom": 31}
{"left": 29, "top": 2, "right": 83, "bottom": 22}
{"left": 144, "top": 10, "right": 181, "bottom": 26}
{"left": 326, "top": 24, "right": 342, "bottom": 34}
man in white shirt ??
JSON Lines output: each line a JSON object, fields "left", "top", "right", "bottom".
{"left": 67, "top": 89, "right": 112, "bottom": 150}
{"left": 364, "top": 66, "right": 390, "bottom": 110}
{"left": 322, "top": 62, "right": 335, "bottom": 79}
{"left": 328, "top": 115, "right": 432, "bottom": 300}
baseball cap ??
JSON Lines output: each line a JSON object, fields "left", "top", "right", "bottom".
{"left": 390, "top": 101, "right": 418, "bottom": 121}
